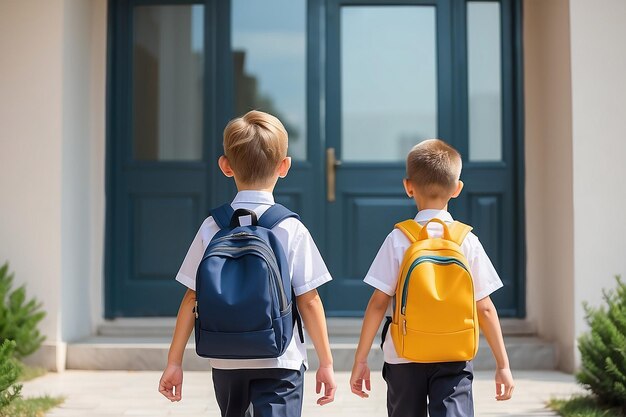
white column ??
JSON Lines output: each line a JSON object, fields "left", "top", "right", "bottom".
{"left": 0, "top": 0, "right": 65, "bottom": 370}
{"left": 524, "top": 0, "right": 576, "bottom": 372}
{"left": 0, "top": 0, "right": 107, "bottom": 370}
{"left": 569, "top": 0, "right": 626, "bottom": 360}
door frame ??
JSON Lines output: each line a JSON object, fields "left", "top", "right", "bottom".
{"left": 454, "top": 0, "right": 526, "bottom": 317}
{"left": 105, "top": 0, "right": 227, "bottom": 317}
{"left": 104, "top": 0, "right": 526, "bottom": 318}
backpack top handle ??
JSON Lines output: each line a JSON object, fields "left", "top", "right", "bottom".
{"left": 229, "top": 208, "right": 258, "bottom": 227}
{"left": 417, "top": 218, "right": 452, "bottom": 241}
{"left": 210, "top": 203, "right": 300, "bottom": 230}
{"left": 396, "top": 218, "right": 473, "bottom": 246}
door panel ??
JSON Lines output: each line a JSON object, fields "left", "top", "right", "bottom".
{"left": 107, "top": 1, "right": 215, "bottom": 317}
{"left": 324, "top": 0, "right": 453, "bottom": 315}
{"left": 449, "top": 0, "right": 523, "bottom": 317}
{"left": 107, "top": 0, "right": 323, "bottom": 317}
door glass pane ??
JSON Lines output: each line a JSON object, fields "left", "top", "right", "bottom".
{"left": 341, "top": 6, "right": 437, "bottom": 162}
{"left": 232, "top": 0, "right": 307, "bottom": 160}
{"left": 467, "top": 2, "right": 502, "bottom": 162}
{"left": 133, "top": 5, "right": 204, "bottom": 161}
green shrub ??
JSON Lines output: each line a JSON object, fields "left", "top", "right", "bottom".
{"left": 1, "top": 395, "right": 64, "bottom": 417}
{"left": 0, "top": 340, "right": 22, "bottom": 412}
{"left": 549, "top": 395, "right": 624, "bottom": 417}
{"left": 0, "top": 263, "right": 46, "bottom": 358}
{"left": 577, "top": 276, "right": 626, "bottom": 411}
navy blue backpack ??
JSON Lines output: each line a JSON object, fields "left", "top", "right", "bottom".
{"left": 194, "top": 203, "right": 304, "bottom": 359}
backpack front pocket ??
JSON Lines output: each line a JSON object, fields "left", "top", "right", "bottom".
{"left": 400, "top": 327, "right": 478, "bottom": 363}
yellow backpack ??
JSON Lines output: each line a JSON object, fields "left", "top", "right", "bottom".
{"left": 389, "top": 218, "right": 479, "bottom": 362}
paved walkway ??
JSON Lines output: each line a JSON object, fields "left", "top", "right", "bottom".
{"left": 21, "top": 370, "right": 583, "bottom": 417}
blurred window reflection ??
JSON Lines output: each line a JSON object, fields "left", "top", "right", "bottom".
{"left": 467, "top": 1, "right": 502, "bottom": 162}
{"left": 341, "top": 6, "right": 438, "bottom": 162}
{"left": 232, "top": 0, "right": 307, "bottom": 160}
{"left": 133, "top": 5, "right": 204, "bottom": 161}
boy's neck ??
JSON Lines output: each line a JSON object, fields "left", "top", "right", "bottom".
{"left": 414, "top": 196, "right": 450, "bottom": 212}
{"left": 235, "top": 179, "right": 277, "bottom": 194}
{"left": 236, "top": 185, "right": 274, "bottom": 193}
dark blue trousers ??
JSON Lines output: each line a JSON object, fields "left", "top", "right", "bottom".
{"left": 212, "top": 366, "right": 304, "bottom": 417}
{"left": 382, "top": 361, "right": 474, "bottom": 417}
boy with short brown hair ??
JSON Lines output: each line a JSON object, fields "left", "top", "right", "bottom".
{"left": 159, "top": 110, "right": 336, "bottom": 417}
{"left": 350, "top": 139, "right": 514, "bottom": 417}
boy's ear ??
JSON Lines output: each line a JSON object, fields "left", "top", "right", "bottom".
{"left": 403, "top": 178, "right": 414, "bottom": 198}
{"left": 218, "top": 156, "right": 235, "bottom": 178}
{"left": 277, "top": 157, "right": 292, "bottom": 179}
{"left": 451, "top": 180, "right": 464, "bottom": 199}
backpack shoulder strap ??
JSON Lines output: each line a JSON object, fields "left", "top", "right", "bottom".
{"left": 210, "top": 204, "right": 234, "bottom": 230}
{"left": 258, "top": 204, "right": 300, "bottom": 229}
{"left": 259, "top": 205, "right": 304, "bottom": 343}
{"left": 394, "top": 220, "right": 423, "bottom": 243}
{"left": 448, "top": 221, "right": 473, "bottom": 246}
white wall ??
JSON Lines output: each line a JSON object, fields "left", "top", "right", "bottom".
{"left": 0, "top": 0, "right": 65, "bottom": 370}
{"left": 0, "top": 0, "right": 107, "bottom": 369}
{"left": 61, "top": 0, "right": 107, "bottom": 342}
{"left": 569, "top": 0, "right": 626, "bottom": 348}
{"left": 524, "top": 0, "right": 576, "bottom": 372}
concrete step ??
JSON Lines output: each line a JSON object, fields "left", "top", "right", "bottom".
{"left": 68, "top": 319, "right": 555, "bottom": 371}
{"left": 97, "top": 318, "right": 537, "bottom": 338}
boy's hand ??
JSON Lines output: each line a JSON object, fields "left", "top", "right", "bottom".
{"left": 495, "top": 368, "right": 514, "bottom": 401}
{"left": 315, "top": 365, "right": 337, "bottom": 405}
{"left": 350, "top": 361, "right": 371, "bottom": 398}
{"left": 159, "top": 364, "right": 183, "bottom": 402}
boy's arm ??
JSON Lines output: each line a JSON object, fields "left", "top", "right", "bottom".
{"left": 476, "top": 296, "right": 514, "bottom": 401}
{"left": 296, "top": 289, "right": 336, "bottom": 406}
{"left": 351, "top": 289, "right": 391, "bottom": 398}
{"left": 159, "top": 288, "right": 196, "bottom": 402}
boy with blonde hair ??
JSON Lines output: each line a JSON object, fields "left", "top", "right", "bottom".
{"left": 159, "top": 110, "right": 336, "bottom": 416}
{"left": 350, "top": 139, "right": 514, "bottom": 417}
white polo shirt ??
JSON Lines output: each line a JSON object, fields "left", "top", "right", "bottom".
{"left": 364, "top": 209, "right": 503, "bottom": 365}
{"left": 176, "top": 190, "right": 332, "bottom": 371}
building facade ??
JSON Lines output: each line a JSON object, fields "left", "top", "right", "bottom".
{"left": 1, "top": 0, "right": 625, "bottom": 372}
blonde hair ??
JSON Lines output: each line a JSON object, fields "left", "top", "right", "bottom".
{"left": 406, "top": 139, "right": 462, "bottom": 198}
{"left": 223, "top": 110, "right": 288, "bottom": 185}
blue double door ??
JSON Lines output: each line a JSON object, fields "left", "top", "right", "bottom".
{"left": 106, "top": 0, "right": 524, "bottom": 318}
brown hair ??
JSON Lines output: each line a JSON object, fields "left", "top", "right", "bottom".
{"left": 406, "top": 139, "right": 462, "bottom": 198}
{"left": 223, "top": 110, "right": 288, "bottom": 185}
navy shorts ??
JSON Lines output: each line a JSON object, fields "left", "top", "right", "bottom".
{"left": 382, "top": 361, "right": 474, "bottom": 417}
{"left": 212, "top": 365, "right": 304, "bottom": 417}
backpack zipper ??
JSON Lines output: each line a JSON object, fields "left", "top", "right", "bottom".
{"left": 205, "top": 243, "right": 288, "bottom": 312}
{"left": 209, "top": 232, "right": 250, "bottom": 245}
{"left": 214, "top": 234, "right": 288, "bottom": 309}
{"left": 400, "top": 256, "right": 470, "bottom": 315}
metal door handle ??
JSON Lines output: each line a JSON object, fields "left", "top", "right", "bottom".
{"left": 326, "top": 148, "right": 342, "bottom": 202}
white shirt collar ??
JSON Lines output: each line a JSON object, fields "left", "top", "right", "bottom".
{"left": 232, "top": 190, "right": 275, "bottom": 205}
{"left": 414, "top": 209, "right": 454, "bottom": 223}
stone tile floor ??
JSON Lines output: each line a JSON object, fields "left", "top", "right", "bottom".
{"left": 21, "top": 370, "right": 584, "bottom": 417}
